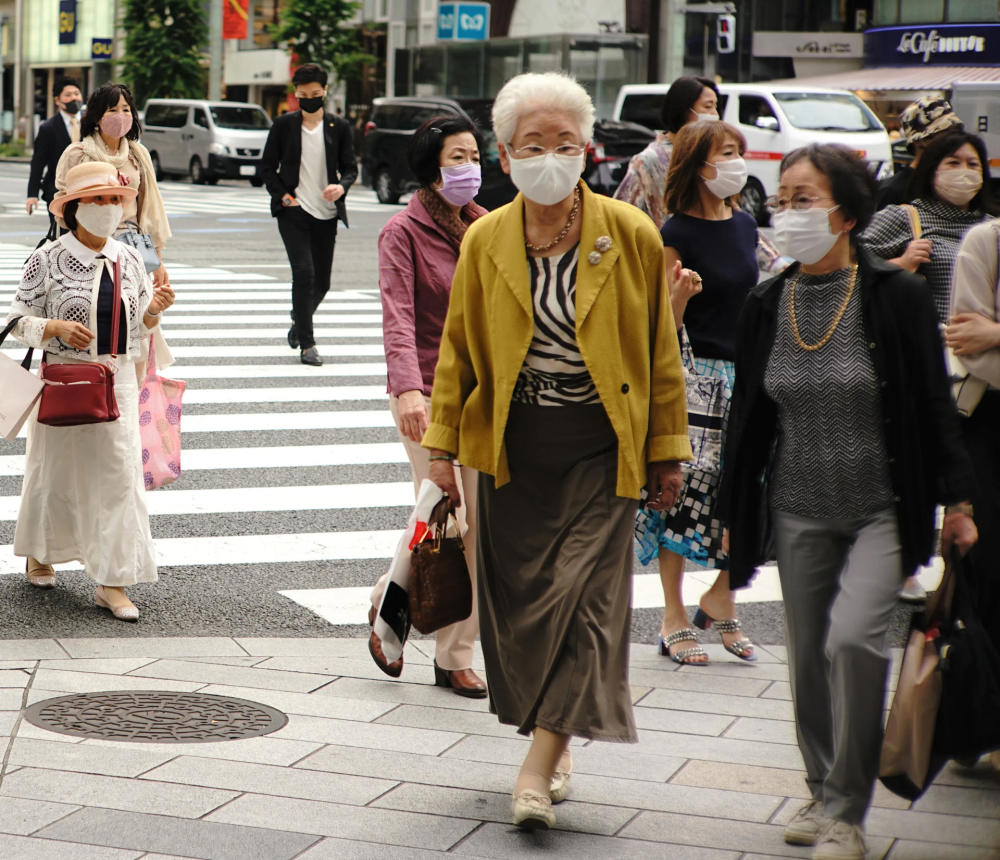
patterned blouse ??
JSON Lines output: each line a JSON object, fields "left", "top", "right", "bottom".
{"left": 512, "top": 244, "right": 599, "bottom": 406}
{"left": 7, "top": 234, "right": 154, "bottom": 362}
{"left": 861, "top": 196, "right": 987, "bottom": 323}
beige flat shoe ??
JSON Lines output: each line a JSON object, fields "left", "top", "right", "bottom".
{"left": 26, "top": 557, "right": 55, "bottom": 588}
{"left": 95, "top": 586, "right": 139, "bottom": 622}
{"left": 512, "top": 789, "right": 555, "bottom": 830}
{"left": 549, "top": 765, "right": 572, "bottom": 804}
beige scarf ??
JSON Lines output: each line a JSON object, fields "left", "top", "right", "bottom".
{"left": 81, "top": 133, "right": 172, "bottom": 250}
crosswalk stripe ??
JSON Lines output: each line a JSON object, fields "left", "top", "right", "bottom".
{"left": 159, "top": 363, "right": 387, "bottom": 379}
{"left": 182, "top": 386, "right": 388, "bottom": 404}
{"left": 2, "top": 343, "right": 385, "bottom": 358}
{"left": 157, "top": 328, "right": 384, "bottom": 340}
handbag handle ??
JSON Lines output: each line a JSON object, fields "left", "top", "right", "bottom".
{"left": 416, "top": 495, "right": 463, "bottom": 551}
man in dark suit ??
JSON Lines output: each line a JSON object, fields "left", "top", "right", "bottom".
{"left": 260, "top": 63, "right": 358, "bottom": 366}
{"left": 26, "top": 77, "right": 84, "bottom": 236}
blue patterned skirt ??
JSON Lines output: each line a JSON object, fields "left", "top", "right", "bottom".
{"left": 635, "top": 356, "right": 734, "bottom": 568}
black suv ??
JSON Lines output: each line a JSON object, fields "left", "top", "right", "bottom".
{"left": 361, "top": 95, "right": 653, "bottom": 209}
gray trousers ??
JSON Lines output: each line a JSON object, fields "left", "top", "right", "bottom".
{"left": 772, "top": 507, "right": 902, "bottom": 824}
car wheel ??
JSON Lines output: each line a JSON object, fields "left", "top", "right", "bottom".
{"left": 150, "top": 152, "right": 163, "bottom": 182}
{"left": 374, "top": 168, "right": 399, "bottom": 204}
{"left": 190, "top": 157, "right": 205, "bottom": 185}
{"left": 249, "top": 176, "right": 264, "bottom": 187}
{"left": 740, "top": 178, "right": 769, "bottom": 226}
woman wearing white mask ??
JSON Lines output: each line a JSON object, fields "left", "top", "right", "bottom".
{"left": 424, "top": 73, "right": 691, "bottom": 831}
{"left": 637, "top": 120, "right": 759, "bottom": 666}
{"left": 862, "top": 131, "right": 996, "bottom": 325}
{"left": 367, "top": 115, "right": 489, "bottom": 698}
{"left": 6, "top": 162, "right": 175, "bottom": 620}
{"left": 56, "top": 83, "right": 171, "bottom": 289}
{"left": 719, "top": 144, "right": 976, "bottom": 860}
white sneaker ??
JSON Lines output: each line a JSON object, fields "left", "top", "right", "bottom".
{"left": 813, "top": 820, "right": 867, "bottom": 860}
{"left": 784, "top": 799, "right": 827, "bottom": 846}
{"left": 899, "top": 576, "right": 927, "bottom": 603}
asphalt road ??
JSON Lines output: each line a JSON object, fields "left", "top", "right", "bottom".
{"left": 0, "top": 162, "right": 921, "bottom": 648}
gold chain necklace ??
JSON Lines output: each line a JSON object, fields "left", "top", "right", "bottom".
{"left": 525, "top": 187, "right": 580, "bottom": 253}
{"left": 788, "top": 264, "right": 858, "bottom": 352}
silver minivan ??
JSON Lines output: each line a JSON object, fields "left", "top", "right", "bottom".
{"left": 142, "top": 99, "right": 272, "bottom": 185}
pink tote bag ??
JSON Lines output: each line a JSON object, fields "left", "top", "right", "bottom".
{"left": 139, "top": 334, "right": 185, "bottom": 490}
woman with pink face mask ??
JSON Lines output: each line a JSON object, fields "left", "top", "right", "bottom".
{"left": 55, "top": 83, "right": 171, "bottom": 289}
{"left": 367, "top": 115, "right": 489, "bottom": 698}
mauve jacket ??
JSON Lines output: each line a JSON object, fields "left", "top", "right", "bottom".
{"left": 378, "top": 193, "right": 487, "bottom": 397}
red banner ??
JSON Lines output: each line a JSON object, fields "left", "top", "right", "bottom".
{"left": 222, "top": 0, "right": 249, "bottom": 40}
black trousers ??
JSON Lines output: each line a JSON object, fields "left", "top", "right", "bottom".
{"left": 276, "top": 207, "right": 338, "bottom": 350}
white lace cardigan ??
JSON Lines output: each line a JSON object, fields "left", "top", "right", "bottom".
{"left": 5, "top": 235, "right": 172, "bottom": 374}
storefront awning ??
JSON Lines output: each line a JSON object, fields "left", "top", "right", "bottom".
{"left": 773, "top": 65, "right": 1000, "bottom": 92}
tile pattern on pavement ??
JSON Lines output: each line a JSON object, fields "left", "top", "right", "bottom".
{"left": 0, "top": 638, "right": 997, "bottom": 859}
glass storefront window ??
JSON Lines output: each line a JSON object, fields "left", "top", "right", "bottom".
{"left": 525, "top": 38, "right": 563, "bottom": 74}
{"left": 413, "top": 45, "right": 444, "bottom": 96}
{"left": 569, "top": 40, "right": 643, "bottom": 121}
{"left": 946, "top": 0, "right": 1000, "bottom": 22}
{"left": 445, "top": 44, "right": 485, "bottom": 97}
{"left": 486, "top": 41, "right": 522, "bottom": 94}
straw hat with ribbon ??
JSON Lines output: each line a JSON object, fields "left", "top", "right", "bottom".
{"left": 48, "top": 162, "right": 137, "bottom": 219}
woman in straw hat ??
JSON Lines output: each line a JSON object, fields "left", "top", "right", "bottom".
{"left": 56, "top": 82, "right": 171, "bottom": 288}
{"left": 5, "top": 162, "right": 175, "bottom": 620}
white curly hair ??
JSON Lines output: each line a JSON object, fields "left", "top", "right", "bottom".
{"left": 492, "top": 72, "right": 595, "bottom": 145}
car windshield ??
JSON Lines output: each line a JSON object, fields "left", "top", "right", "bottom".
{"left": 209, "top": 106, "right": 271, "bottom": 130}
{"left": 773, "top": 92, "right": 881, "bottom": 132}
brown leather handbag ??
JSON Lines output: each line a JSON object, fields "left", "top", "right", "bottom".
{"left": 37, "top": 259, "right": 122, "bottom": 427}
{"left": 408, "top": 496, "right": 473, "bottom": 635}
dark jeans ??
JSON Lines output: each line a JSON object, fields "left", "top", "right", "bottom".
{"left": 276, "top": 206, "right": 338, "bottom": 350}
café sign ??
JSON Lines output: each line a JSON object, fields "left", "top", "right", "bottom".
{"left": 865, "top": 24, "right": 1000, "bottom": 66}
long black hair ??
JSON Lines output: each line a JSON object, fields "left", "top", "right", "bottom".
{"left": 80, "top": 83, "right": 142, "bottom": 141}
{"left": 660, "top": 76, "right": 719, "bottom": 134}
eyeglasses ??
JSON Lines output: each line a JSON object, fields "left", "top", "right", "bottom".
{"left": 765, "top": 194, "right": 835, "bottom": 214}
{"left": 507, "top": 143, "right": 587, "bottom": 158}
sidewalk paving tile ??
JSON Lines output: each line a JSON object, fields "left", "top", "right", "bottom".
{"left": 0, "top": 669, "right": 33, "bottom": 688}
{"left": 0, "top": 794, "right": 79, "bottom": 835}
{"left": 930, "top": 759, "right": 1000, "bottom": 790}
{"left": 275, "top": 712, "right": 465, "bottom": 754}
{"left": 632, "top": 705, "right": 735, "bottom": 736}
{"left": 375, "top": 702, "right": 568, "bottom": 740}
{"left": 34, "top": 807, "right": 320, "bottom": 860}
{"left": 722, "top": 716, "right": 799, "bottom": 745}
{"left": 7, "top": 737, "right": 176, "bottom": 777}
{"left": 235, "top": 638, "right": 378, "bottom": 658}
{"left": 886, "top": 842, "right": 1000, "bottom": 859}
{"left": 31, "top": 668, "right": 204, "bottom": 695}
{"left": 637, "top": 687, "right": 795, "bottom": 721}
{"left": 81, "top": 734, "right": 324, "bottom": 767}
{"left": 452, "top": 822, "right": 739, "bottom": 859}
{"left": 315, "top": 675, "right": 495, "bottom": 712}
{"left": 175, "top": 657, "right": 270, "bottom": 667}
{"left": 631, "top": 729, "right": 804, "bottom": 769}
{"left": 0, "top": 640, "right": 68, "bottom": 661}
{"left": 865, "top": 805, "right": 1000, "bottom": 848}
{"left": 0, "top": 710, "right": 19, "bottom": 735}
{"left": 912, "top": 782, "right": 1000, "bottom": 818}
{"left": 0, "top": 833, "right": 142, "bottom": 859}
{"left": 761, "top": 680, "right": 792, "bottom": 700}
{"left": 204, "top": 793, "right": 478, "bottom": 850}
{"left": 256, "top": 654, "right": 435, "bottom": 682}
{"left": 627, "top": 667, "right": 771, "bottom": 697}
{"left": 293, "top": 837, "right": 455, "bottom": 858}
{"left": 57, "top": 639, "right": 248, "bottom": 659}
{"left": 196, "top": 683, "right": 397, "bottom": 721}
{"left": 142, "top": 756, "right": 397, "bottom": 806}
{"left": 35, "top": 658, "right": 159, "bottom": 675}
{"left": 124, "top": 659, "right": 331, "bottom": 693}
{"left": 13, "top": 721, "right": 86, "bottom": 744}
{"left": 0, "top": 688, "right": 26, "bottom": 709}
{"left": 1, "top": 768, "right": 239, "bottom": 818}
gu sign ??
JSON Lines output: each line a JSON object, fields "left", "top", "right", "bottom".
{"left": 437, "top": 2, "right": 490, "bottom": 42}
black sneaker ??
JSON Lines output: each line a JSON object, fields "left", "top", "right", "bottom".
{"left": 300, "top": 346, "right": 322, "bottom": 366}
{"left": 287, "top": 325, "right": 299, "bottom": 349}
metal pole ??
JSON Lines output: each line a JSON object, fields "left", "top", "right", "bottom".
{"left": 12, "top": 0, "right": 21, "bottom": 140}
{"left": 0, "top": 17, "right": 6, "bottom": 141}
{"left": 209, "top": 0, "right": 223, "bottom": 99}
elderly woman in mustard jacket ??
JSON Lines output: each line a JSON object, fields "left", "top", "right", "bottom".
{"left": 424, "top": 72, "right": 692, "bottom": 832}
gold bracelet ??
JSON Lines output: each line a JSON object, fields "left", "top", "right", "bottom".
{"left": 944, "top": 502, "right": 974, "bottom": 517}
{"left": 428, "top": 454, "right": 455, "bottom": 462}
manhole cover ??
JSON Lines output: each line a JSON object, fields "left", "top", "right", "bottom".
{"left": 23, "top": 691, "right": 288, "bottom": 743}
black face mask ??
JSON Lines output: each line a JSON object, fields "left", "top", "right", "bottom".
{"left": 64, "top": 99, "right": 82, "bottom": 115}
{"left": 298, "top": 96, "right": 325, "bottom": 114}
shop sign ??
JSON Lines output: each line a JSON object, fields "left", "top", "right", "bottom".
{"left": 865, "top": 24, "right": 1000, "bottom": 66}
{"left": 753, "top": 31, "right": 863, "bottom": 59}
{"left": 91, "top": 38, "right": 113, "bottom": 60}
{"left": 58, "top": 0, "right": 77, "bottom": 46}
{"left": 437, "top": 2, "right": 490, "bottom": 41}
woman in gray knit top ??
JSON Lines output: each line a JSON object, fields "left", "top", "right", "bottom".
{"left": 720, "top": 145, "right": 977, "bottom": 860}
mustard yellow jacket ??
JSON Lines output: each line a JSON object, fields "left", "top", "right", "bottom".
{"left": 423, "top": 182, "right": 692, "bottom": 499}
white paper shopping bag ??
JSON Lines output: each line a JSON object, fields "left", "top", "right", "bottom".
{"left": 0, "top": 350, "right": 42, "bottom": 441}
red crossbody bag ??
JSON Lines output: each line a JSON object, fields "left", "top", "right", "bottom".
{"left": 36, "top": 258, "right": 122, "bottom": 427}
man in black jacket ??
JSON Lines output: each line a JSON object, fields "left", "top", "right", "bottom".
{"left": 260, "top": 63, "right": 358, "bottom": 366}
{"left": 26, "top": 77, "right": 84, "bottom": 236}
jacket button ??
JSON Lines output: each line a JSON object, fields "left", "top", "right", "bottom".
{"left": 621, "top": 383, "right": 629, "bottom": 393}
{"left": 869, "top": 342, "right": 877, "bottom": 349}
{"left": 880, "top": 380, "right": 889, "bottom": 389}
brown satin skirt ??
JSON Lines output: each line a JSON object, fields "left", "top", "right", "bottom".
{"left": 476, "top": 402, "right": 638, "bottom": 742}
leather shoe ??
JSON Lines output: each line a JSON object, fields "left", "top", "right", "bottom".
{"left": 434, "top": 661, "right": 487, "bottom": 698}
{"left": 512, "top": 789, "right": 555, "bottom": 830}
{"left": 300, "top": 346, "right": 322, "bottom": 366}
{"left": 368, "top": 606, "right": 403, "bottom": 678}
{"left": 287, "top": 325, "right": 299, "bottom": 349}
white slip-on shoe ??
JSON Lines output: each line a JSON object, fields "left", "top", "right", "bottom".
{"left": 812, "top": 820, "right": 867, "bottom": 860}
{"left": 784, "top": 799, "right": 827, "bottom": 846}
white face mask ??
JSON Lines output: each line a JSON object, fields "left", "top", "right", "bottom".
{"left": 703, "top": 157, "right": 747, "bottom": 199}
{"left": 934, "top": 167, "right": 982, "bottom": 207}
{"left": 772, "top": 205, "right": 843, "bottom": 265}
{"left": 507, "top": 150, "right": 585, "bottom": 206}
{"left": 75, "top": 202, "right": 123, "bottom": 238}
{"left": 692, "top": 110, "right": 720, "bottom": 122}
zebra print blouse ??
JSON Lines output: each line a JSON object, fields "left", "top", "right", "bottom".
{"left": 512, "top": 244, "right": 599, "bottom": 406}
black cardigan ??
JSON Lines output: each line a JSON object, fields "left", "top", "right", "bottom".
{"left": 718, "top": 245, "right": 975, "bottom": 588}
{"left": 259, "top": 110, "right": 358, "bottom": 223}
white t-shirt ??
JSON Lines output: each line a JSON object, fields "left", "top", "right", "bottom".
{"left": 296, "top": 122, "right": 335, "bottom": 221}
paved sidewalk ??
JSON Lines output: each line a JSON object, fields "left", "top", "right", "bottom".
{"left": 0, "top": 637, "right": 997, "bottom": 859}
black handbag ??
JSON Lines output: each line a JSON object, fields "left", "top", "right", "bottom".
{"left": 408, "top": 496, "right": 472, "bottom": 635}
{"left": 118, "top": 220, "right": 160, "bottom": 273}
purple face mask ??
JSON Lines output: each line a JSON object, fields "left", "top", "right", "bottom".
{"left": 100, "top": 111, "right": 133, "bottom": 140}
{"left": 437, "top": 162, "right": 481, "bottom": 206}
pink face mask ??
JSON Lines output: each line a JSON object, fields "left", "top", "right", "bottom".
{"left": 100, "top": 111, "right": 133, "bottom": 140}
{"left": 437, "top": 162, "right": 482, "bottom": 207}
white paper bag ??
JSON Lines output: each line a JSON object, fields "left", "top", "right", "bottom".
{"left": 0, "top": 350, "right": 42, "bottom": 442}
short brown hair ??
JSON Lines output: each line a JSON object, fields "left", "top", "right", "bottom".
{"left": 665, "top": 120, "right": 747, "bottom": 215}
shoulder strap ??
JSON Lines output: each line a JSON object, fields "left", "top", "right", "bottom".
{"left": 902, "top": 204, "right": 921, "bottom": 240}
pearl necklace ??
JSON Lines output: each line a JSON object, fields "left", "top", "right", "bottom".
{"left": 525, "top": 188, "right": 580, "bottom": 253}
{"left": 788, "top": 264, "right": 858, "bottom": 352}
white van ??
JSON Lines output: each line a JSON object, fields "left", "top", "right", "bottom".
{"left": 950, "top": 81, "right": 1000, "bottom": 171}
{"left": 142, "top": 99, "right": 272, "bottom": 185}
{"left": 612, "top": 83, "right": 894, "bottom": 223}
